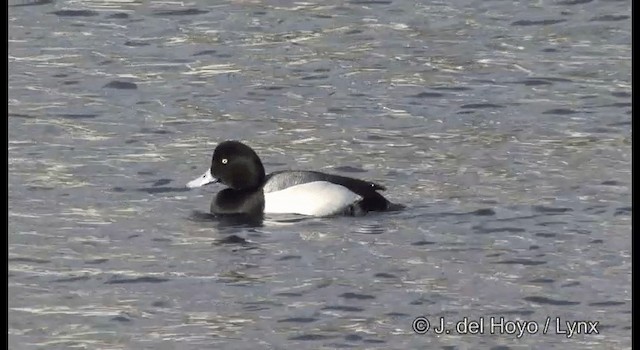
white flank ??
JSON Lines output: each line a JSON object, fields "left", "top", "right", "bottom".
{"left": 264, "top": 181, "right": 361, "bottom": 217}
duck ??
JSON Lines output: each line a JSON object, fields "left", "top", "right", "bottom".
{"left": 186, "top": 140, "right": 403, "bottom": 217}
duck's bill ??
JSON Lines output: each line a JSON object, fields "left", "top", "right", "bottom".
{"left": 186, "top": 169, "right": 218, "bottom": 188}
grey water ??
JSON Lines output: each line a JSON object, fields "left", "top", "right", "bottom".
{"left": 9, "top": 0, "right": 630, "bottom": 349}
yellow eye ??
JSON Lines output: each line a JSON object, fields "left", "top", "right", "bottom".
{"left": 221, "top": 158, "right": 228, "bottom": 164}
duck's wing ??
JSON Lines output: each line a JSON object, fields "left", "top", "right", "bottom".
{"left": 263, "top": 170, "right": 385, "bottom": 195}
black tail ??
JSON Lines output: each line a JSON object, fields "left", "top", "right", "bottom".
{"left": 345, "top": 193, "right": 405, "bottom": 216}
{"left": 385, "top": 201, "right": 406, "bottom": 212}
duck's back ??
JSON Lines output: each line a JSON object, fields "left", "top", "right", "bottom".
{"left": 264, "top": 171, "right": 384, "bottom": 195}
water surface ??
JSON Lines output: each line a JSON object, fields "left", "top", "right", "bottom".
{"left": 9, "top": 0, "right": 631, "bottom": 349}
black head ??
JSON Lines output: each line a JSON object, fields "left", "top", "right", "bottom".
{"left": 210, "top": 141, "right": 266, "bottom": 190}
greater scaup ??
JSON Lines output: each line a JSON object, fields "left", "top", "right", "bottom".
{"left": 186, "top": 141, "right": 403, "bottom": 217}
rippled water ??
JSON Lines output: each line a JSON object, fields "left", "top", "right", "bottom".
{"left": 9, "top": 0, "right": 631, "bottom": 349}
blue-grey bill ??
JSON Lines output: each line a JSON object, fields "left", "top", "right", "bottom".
{"left": 186, "top": 169, "right": 216, "bottom": 188}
